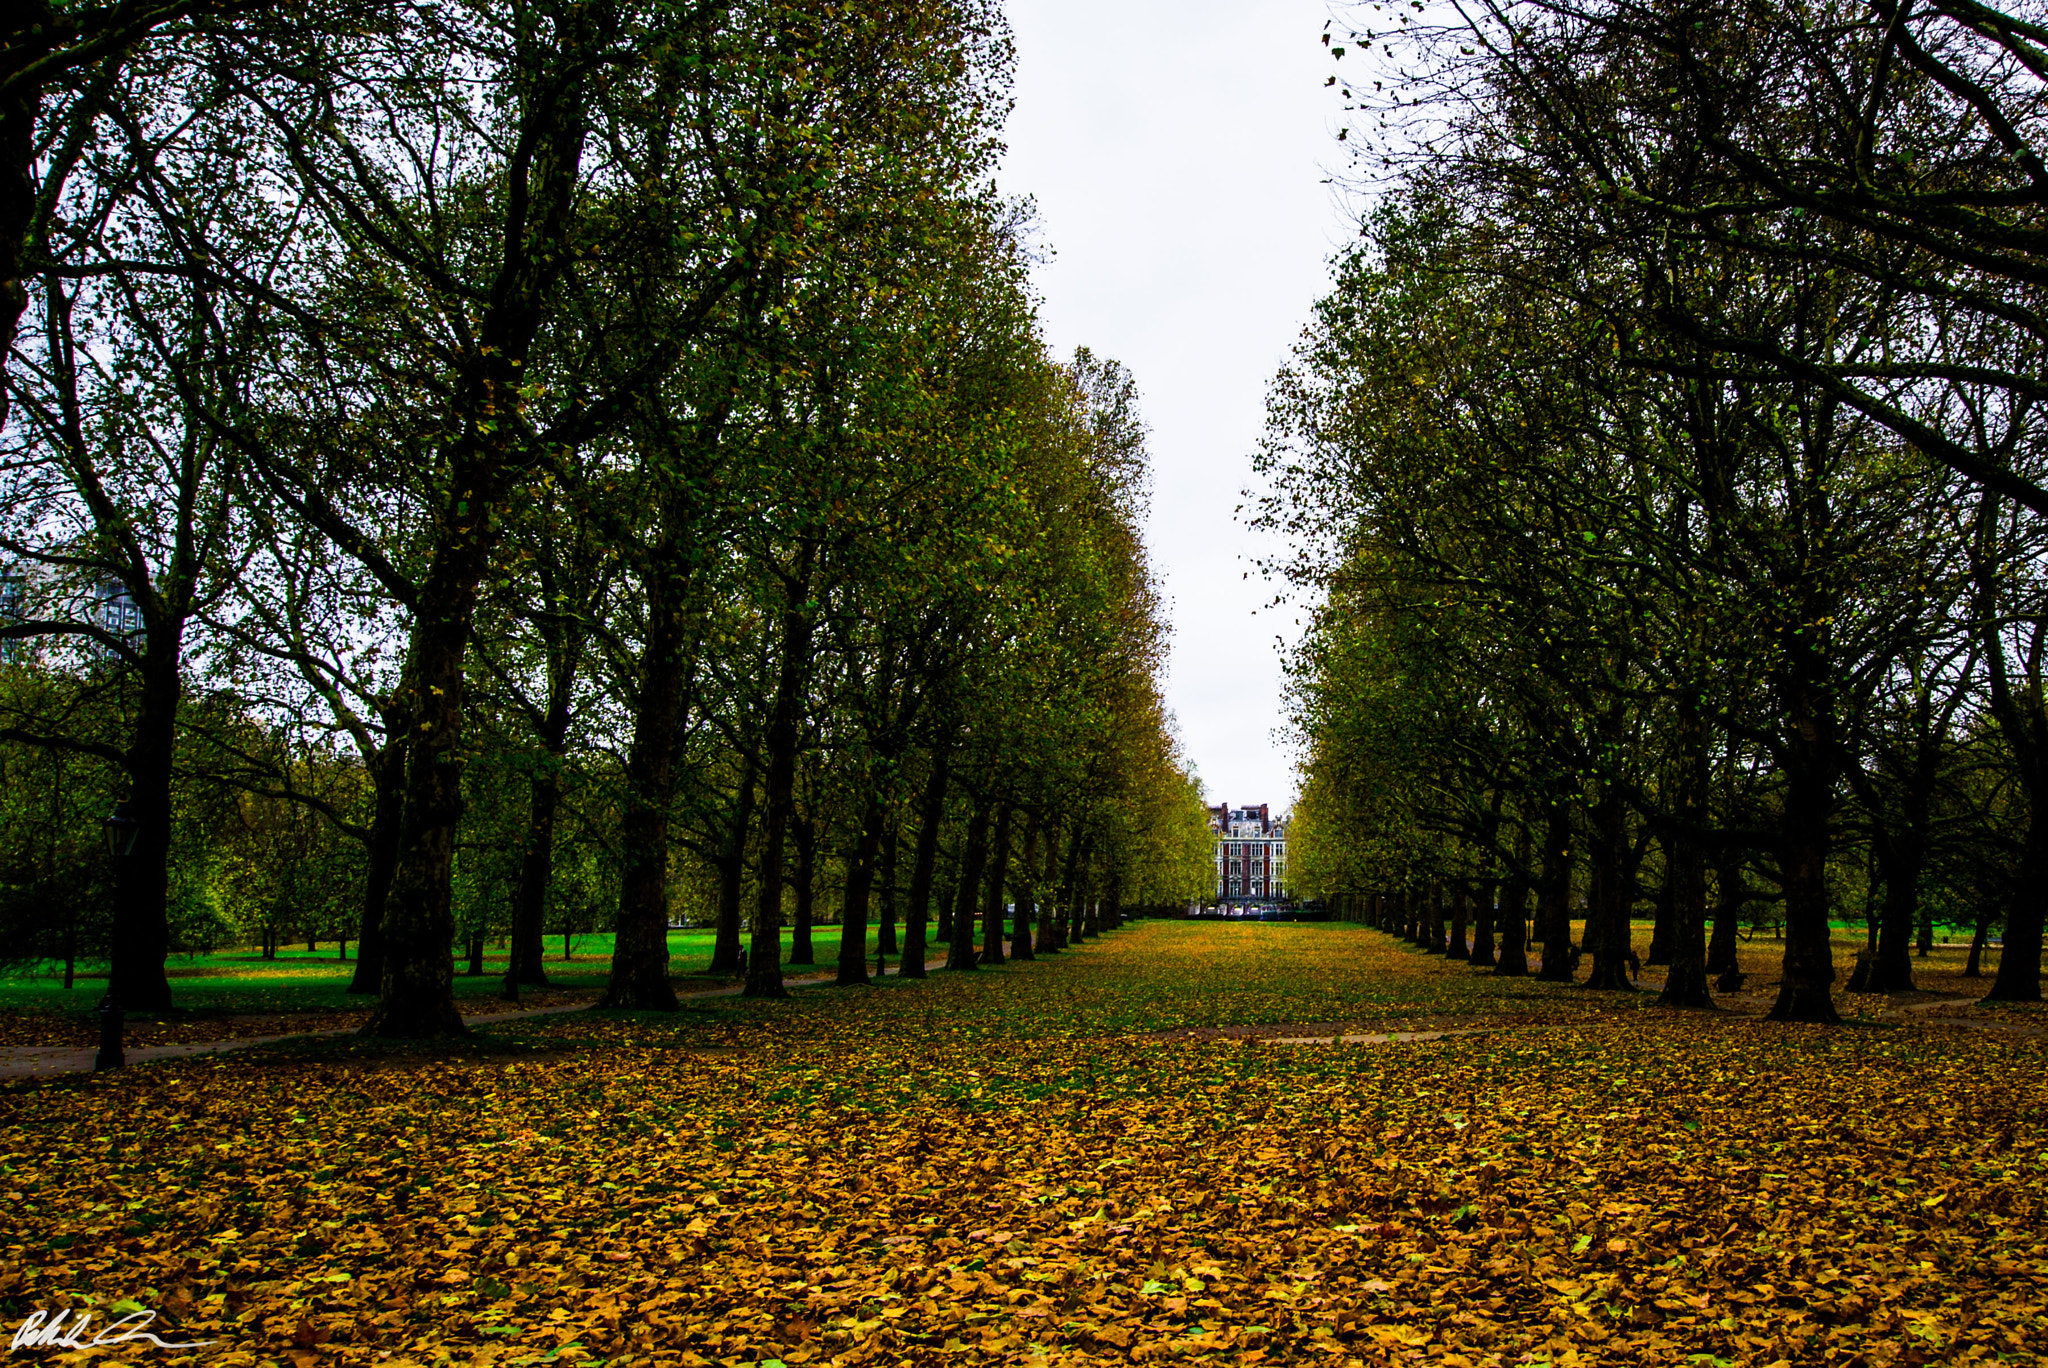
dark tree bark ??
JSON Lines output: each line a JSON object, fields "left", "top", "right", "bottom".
{"left": 877, "top": 822, "right": 900, "bottom": 957}
{"left": 836, "top": 796, "right": 885, "bottom": 986}
{"left": 1080, "top": 846, "right": 1102, "bottom": 939}
{"left": 1658, "top": 833, "right": 1714, "bottom": 1008}
{"left": 1583, "top": 788, "right": 1635, "bottom": 991}
{"left": 980, "top": 803, "right": 1013, "bottom": 967}
{"left": 503, "top": 739, "right": 564, "bottom": 999}
{"left": 1645, "top": 850, "right": 1675, "bottom": 967}
{"left": 1851, "top": 687, "right": 1955, "bottom": 994}
{"left": 596, "top": 569, "right": 692, "bottom": 1012}
{"left": 1977, "top": 511, "right": 2047, "bottom": 999}
{"left": 366, "top": 560, "right": 487, "bottom": 1036}
{"left": 789, "top": 813, "right": 817, "bottom": 966}
{"left": 1707, "top": 852, "right": 1744, "bottom": 976}
{"left": 1009, "top": 811, "right": 1038, "bottom": 961}
{"left": 708, "top": 762, "right": 756, "bottom": 976}
{"left": 946, "top": 800, "right": 991, "bottom": 971}
{"left": 900, "top": 748, "right": 949, "bottom": 979}
{"left": 1067, "top": 835, "right": 1094, "bottom": 945}
{"left": 1986, "top": 810, "right": 2045, "bottom": 1002}
{"left": 1962, "top": 906, "right": 1994, "bottom": 978}
{"left": 1660, "top": 714, "right": 1716, "bottom": 1009}
{"left": 1768, "top": 647, "right": 1842, "bottom": 1023}
{"left": 1446, "top": 881, "right": 1469, "bottom": 961}
{"left": 1493, "top": 826, "right": 1530, "bottom": 977}
{"left": 1868, "top": 831, "right": 1923, "bottom": 993}
{"left": 1537, "top": 803, "right": 1576, "bottom": 982}
{"left": 1469, "top": 879, "right": 1496, "bottom": 969}
{"left": 347, "top": 731, "right": 406, "bottom": 994}
{"left": 1038, "top": 817, "right": 1066, "bottom": 953}
{"left": 746, "top": 574, "right": 816, "bottom": 1000}
{"left": 362, "top": 12, "right": 607, "bottom": 1038}
{"left": 107, "top": 637, "right": 179, "bottom": 1014}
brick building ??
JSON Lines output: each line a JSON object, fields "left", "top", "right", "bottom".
{"left": 1209, "top": 803, "right": 1289, "bottom": 901}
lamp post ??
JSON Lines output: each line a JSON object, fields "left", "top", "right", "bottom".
{"left": 97, "top": 802, "right": 140, "bottom": 1071}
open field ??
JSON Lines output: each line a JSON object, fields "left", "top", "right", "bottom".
{"left": 0, "top": 929, "right": 913, "bottom": 1048}
{"left": 2, "top": 921, "right": 2043, "bottom": 1367}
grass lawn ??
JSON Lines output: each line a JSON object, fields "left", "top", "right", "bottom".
{"left": 0, "top": 926, "right": 930, "bottom": 1047}
{"left": 2, "top": 921, "right": 2042, "bottom": 1367}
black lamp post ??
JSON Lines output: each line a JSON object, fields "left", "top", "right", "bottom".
{"left": 97, "top": 802, "right": 140, "bottom": 1071}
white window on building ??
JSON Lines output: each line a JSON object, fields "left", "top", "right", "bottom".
{"left": 95, "top": 580, "right": 144, "bottom": 650}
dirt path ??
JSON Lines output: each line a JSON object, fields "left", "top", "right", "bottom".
{"left": 0, "top": 956, "right": 948, "bottom": 1082}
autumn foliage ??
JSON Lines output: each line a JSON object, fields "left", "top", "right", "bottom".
{"left": 4, "top": 922, "right": 2043, "bottom": 1366}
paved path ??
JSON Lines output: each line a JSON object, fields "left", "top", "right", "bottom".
{"left": 0, "top": 955, "right": 950, "bottom": 1083}
{"left": 1265, "top": 1028, "right": 1491, "bottom": 1046}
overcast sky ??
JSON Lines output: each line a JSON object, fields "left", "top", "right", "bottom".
{"left": 997, "top": 0, "right": 1351, "bottom": 814}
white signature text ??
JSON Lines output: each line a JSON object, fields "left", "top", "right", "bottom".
{"left": 10, "top": 1308, "right": 216, "bottom": 1353}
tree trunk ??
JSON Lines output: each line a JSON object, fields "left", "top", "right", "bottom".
{"left": 1975, "top": 507, "right": 2046, "bottom": 1000}
{"left": 1009, "top": 811, "right": 1038, "bottom": 961}
{"left": 1867, "top": 832, "right": 1922, "bottom": 993}
{"left": 1707, "top": 853, "right": 1743, "bottom": 976}
{"left": 108, "top": 636, "right": 182, "bottom": 1014}
{"left": 837, "top": 796, "right": 885, "bottom": 986}
{"left": 363, "top": 551, "right": 489, "bottom": 1038}
{"left": 348, "top": 732, "right": 406, "bottom": 994}
{"left": 1658, "top": 703, "right": 1716, "bottom": 1007}
{"left": 1494, "top": 844, "right": 1529, "bottom": 978}
{"left": 1584, "top": 789, "right": 1635, "bottom": 991}
{"left": 1986, "top": 805, "right": 2045, "bottom": 1001}
{"left": 1659, "top": 829, "right": 1714, "bottom": 1009}
{"left": 1768, "top": 691, "right": 1841, "bottom": 1024}
{"left": 502, "top": 747, "right": 561, "bottom": 999}
{"left": 900, "top": 748, "right": 949, "bottom": 979}
{"left": 1537, "top": 804, "right": 1575, "bottom": 982}
{"left": 877, "top": 822, "right": 900, "bottom": 957}
{"left": 596, "top": 575, "right": 692, "bottom": 1013}
{"left": 790, "top": 814, "right": 817, "bottom": 967}
{"left": 1077, "top": 877, "right": 1097, "bottom": 940}
{"left": 1446, "top": 881, "right": 1469, "bottom": 961}
{"left": 1961, "top": 905, "right": 1993, "bottom": 978}
{"left": 1499, "top": 823, "right": 1531, "bottom": 970}
{"left": 708, "top": 762, "right": 756, "bottom": 976}
{"left": 946, "top": 800, "right": 991, "bottom": 971}
{"left": 1469, "top": 880, "right": 1496, "bottom": 968}
{"left": 745, "top": 577, "right": 815, "bottom": 1000}
{"left": 980, "top": 803, "right": 1013, "bottom": 967}
{"left": 1645, "top": 848, "right": 1675, "bottom": 967}
{"left": 1038, "top": 818, "right": 1066, "bottom": 953}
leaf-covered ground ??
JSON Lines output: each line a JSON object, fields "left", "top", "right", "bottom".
{"left": 3, "top": 923, "right": 2043, "bottom": 1367}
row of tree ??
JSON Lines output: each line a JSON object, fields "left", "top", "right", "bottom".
{"left": 1262, "top": 0, "right": 2048, "bottom": 1021}
{"left": 0, "top": 0, "right": 1213, "bottom": 1034}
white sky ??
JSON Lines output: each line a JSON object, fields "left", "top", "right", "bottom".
{"left": 997, "top": 0, "right": 1352, "bottom": 814}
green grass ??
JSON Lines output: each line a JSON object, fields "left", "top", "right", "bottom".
{"left": 0, "top": 923, "right": 932, "bottom": 1019}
